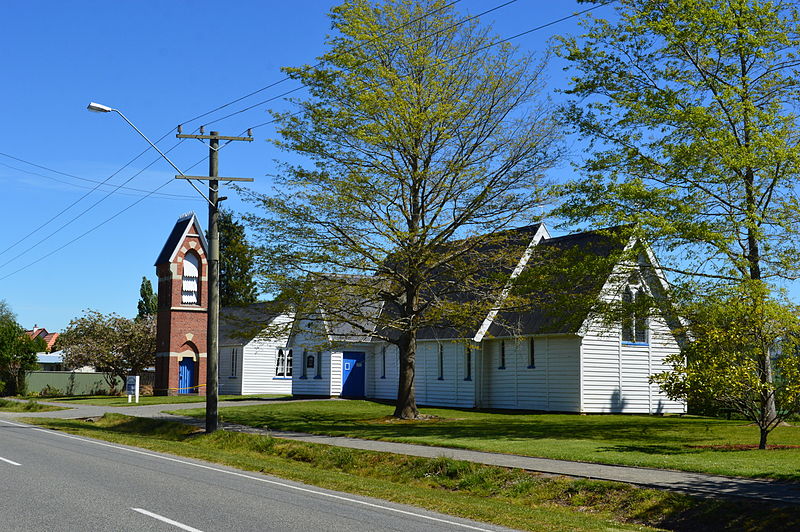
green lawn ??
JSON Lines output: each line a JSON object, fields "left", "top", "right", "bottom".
{"left": 21, "top": 413, "right": 800, "bottom": 532}
{"left": 33, "top": 394, "right": 289, "bottom": 407}
{"left": 0, "top": 399, "right": 67, "bottom": 412}
{"left": 171, "top": 399, "right": 800, "bottom": 481}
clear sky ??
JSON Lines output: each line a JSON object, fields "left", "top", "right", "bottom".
{"left": 0, "top": 0, "right": 617, "bottom": 332}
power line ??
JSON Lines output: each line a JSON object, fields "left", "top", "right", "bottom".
{"left": 468, "top": 1, "right": 617, "bottom": 56}
{"left": 244, "top": 1, "right": 616, "bottom": 133}
{"left": 0, "top": 1, "right": 617, "bottom": 281}
{"left": 0, "top": 152, "right": 194, "bottom": 200}
{"left": 196, "top": 1, "right": 518, "bottom": 131}
{"left": 0, "top": 137, "right": 190, "bottom": 268}
{"left": 177, "top": 0, "right": 465, "bottom": 130}
{"left": 0, "top": 175, "right": 181, "bottom": 282}
{"left": 0, "top": 129, "right": 182, "bottom": 259}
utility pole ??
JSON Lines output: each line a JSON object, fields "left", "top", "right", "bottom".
{"left": 176, "top": 130, "right": 253, "bottom": 433}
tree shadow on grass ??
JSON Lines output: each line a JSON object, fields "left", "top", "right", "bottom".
{"left": 595, "top": 443, "right": 699, "bottom": 456}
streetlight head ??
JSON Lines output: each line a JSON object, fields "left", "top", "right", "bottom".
{"left": 87, "top": 102, "right": 114, "bottom": 113}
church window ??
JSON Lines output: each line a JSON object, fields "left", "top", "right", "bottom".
{"left": 181, "top": 252, "right": 200, "bottom": 305}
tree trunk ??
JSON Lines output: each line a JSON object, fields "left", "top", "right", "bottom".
{"left": 761, "top": 346, "right": 778, "bottom": 426}
{"left": 394, "top": 332, "right": 419, "bottom": 419}
{"left": 759, "top": 426, "right": 769, "bottom": 450}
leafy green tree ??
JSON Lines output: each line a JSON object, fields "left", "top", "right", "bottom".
{"left": 218, "top": 209, "right": 258, "bottom": 307}
{"left": 557, "top": 0, "right": 800, "bottom": 445}
{"left": 136, "top": 276, "right": 158, "bottom": 320}
{"left": 56, "top": 310, "right": 156, "bottom": 393}
{"left": 0, "top": 300, "right": 41, "bottom": 395}
{"left": 652, "top": 284, "right": 800, "bottom": 449}
{"left": 245, "top": 0, "right": 560, "bottom": 418}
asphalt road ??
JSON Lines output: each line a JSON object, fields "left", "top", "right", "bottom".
{"left": 0, "top": 418, "right": 513, "bottom": 532}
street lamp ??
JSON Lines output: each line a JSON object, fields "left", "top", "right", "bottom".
{"left": 87, "top": 101, "right": 220, "bottom": 432}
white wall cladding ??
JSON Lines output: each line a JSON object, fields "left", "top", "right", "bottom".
{"left": 218, "top": 345, "right": 242, "bottom": 395}
{"left": 481, "top": 336, "right": 581, "bottom": 411}
{"left": 412, "top": 341, "right": 476, "bottom": 408}
{"left": 240, "top": 337, "right": 293, "bottom": 395}
{"left": 292, "top": 347, "right": 335, "bottom": 396}
{"left": 581, "top": 316, "right": 685, "bottom": 414}
{"left": 647, "top": 316, "right": 686, "bottom": 414}
{"left": 366, "top": 343, "right": 400, "bottom": 401}
{"left": 291, "top": 323, "right": 335, "bottom": 396}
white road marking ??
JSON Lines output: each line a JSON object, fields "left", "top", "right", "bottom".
{"left": 0, "top": 455, "right": 21, "bottom": 466}
{"left": 0, "top": 418, "right": 494, "bottom": 531}
{"left": 131, "top": 508, "right": 204, "bottom": 532}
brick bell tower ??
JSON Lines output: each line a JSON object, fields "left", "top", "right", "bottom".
{"left": 154, "top": 212, "right": 209, "bottom": 396}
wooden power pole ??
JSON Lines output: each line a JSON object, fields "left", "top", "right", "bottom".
{"left": 176, "top": 130, "right": 253, "bottom": 433}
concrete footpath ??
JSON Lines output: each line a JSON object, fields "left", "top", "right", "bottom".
{"left": 4, "top": 397, "right": 800, "bottom": 504}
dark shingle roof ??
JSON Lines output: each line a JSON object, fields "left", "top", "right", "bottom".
{"left": 312, "top": 274, "right": 384, "bottom": 343}
{"left": 486, "top": 225, "right": 633, "bottom": 337}
{"left": 219, "top": 302, "right": 284, "bottom": 345}
{"left": 155, "top": 212, "right": 208, "bottom": 266}
{"left": 411, "top": 224, "right": 545, "bottom": 340}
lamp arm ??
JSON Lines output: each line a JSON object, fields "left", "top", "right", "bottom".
{"left": 112, "top": 109, "right": 213, "bottom": 206}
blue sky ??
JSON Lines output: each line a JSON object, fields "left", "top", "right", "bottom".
{"left": 0, "top": 1, "right": 615, "bottom": 332}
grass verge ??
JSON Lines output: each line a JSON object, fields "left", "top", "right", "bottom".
{"left": 22, "top": 413, "right": 800, "bottom": 532}
{"left": 30, "top": 394, "right": 289, "bottom": 407}
{"left": 0, "top": 398, "right": 67, "bottom": 412}
{"left": 170, "top": 400, "right": 800, "bottom": 481}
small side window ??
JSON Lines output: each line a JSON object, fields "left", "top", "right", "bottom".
{"left": 437, "top": 344, "right": 444, "bottom": 380}
{"left": 528, "top": 338, "right": 535, "bottom": 368}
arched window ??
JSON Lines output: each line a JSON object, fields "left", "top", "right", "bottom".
{"left": 182, "top": 252, "right": 200, "bottom": 305}
{"left": 634, "top": 288, "right": 648, "bottom": 343}
{"left": 276, "top": 349, "right": 285, "bottom": 376}
{"left": 621, "top": 287, "right": 634, "bottom": 342}
{"left": 276, "top": 348, "right": 292, "bottom": 377}
{"left": 622, "top": 285, "right": 648, "bottom": 344}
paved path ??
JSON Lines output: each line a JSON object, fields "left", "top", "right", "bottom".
{"left": 4, "top": 398, "right": 800, "bottom": 504}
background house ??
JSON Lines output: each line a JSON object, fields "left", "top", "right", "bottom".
{"left": 25, "top": 327, "right": 59, "bottom": 352}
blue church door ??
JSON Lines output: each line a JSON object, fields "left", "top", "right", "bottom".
{"left": 178, "top": 358, "right": 195, "bottom": 394}
{"left": 341, "top": 352, "right": 365, "bottom": 398}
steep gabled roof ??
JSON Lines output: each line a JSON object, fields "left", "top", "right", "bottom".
{"left": 312, "top": 274, "right": 384, "bottom": 344}
{"left": 409, "top": 223, "right": 549, "bottom": 340}
{"left": 484, "top": 225, "right": 633, "bottom": 338}
{"left": 219, "top": 302, "right": 287, "bottom": 345}
{"left": 155, "top": 212, "right": 209, "bottom": 266}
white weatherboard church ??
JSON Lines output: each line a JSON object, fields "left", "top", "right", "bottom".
{"left": 214, "top": 222, "right": 686, "bottom": 414}
{"left": 214, "top": 224, "right": 686, "bottom": 413}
